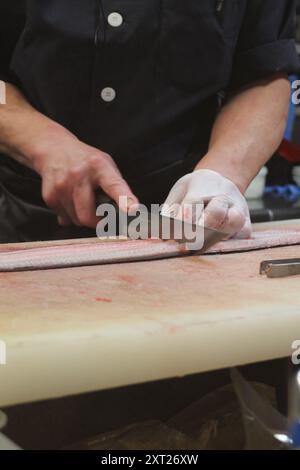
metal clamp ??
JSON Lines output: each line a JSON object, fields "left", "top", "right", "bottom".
{"left": 260, "top": 258, "right": 300, "bottom": 278}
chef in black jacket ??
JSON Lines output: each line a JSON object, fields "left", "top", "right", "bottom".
{"left": 0, "top": 0, "right": 299, "bottom": 242}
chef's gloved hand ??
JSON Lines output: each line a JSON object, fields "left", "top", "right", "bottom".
{"left": 161, "top": 169, "right": 252, "bottom": 239}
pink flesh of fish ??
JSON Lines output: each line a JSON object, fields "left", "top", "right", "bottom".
{"left": 0, "top": 229, "right": 299, "bottom": 272}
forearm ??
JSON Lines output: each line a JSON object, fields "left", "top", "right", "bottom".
{"left": 196, "top": 74, "right": 291, "bottom": 193}
{"left": 0, "top": 82, "right": 71, "bottom": 169}
{"left": 0, "top": 83, "right": 138, "bottom": 226}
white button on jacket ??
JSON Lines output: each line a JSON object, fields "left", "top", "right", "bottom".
{"left": 107, "top": 12, "right": 123, "bottom": 27}
{"left": 101, "top": 87, "right": 116, "bottom": 102}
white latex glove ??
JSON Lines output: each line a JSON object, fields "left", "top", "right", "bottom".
{"left": 161, "top": 169, "right": 252, "bottom": 239}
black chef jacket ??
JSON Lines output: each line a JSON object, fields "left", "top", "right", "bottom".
{"left": 0, "top": 0, "right": 299, "bottom": 242}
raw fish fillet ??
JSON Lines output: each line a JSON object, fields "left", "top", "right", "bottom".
{"left": 207, "top": 230, "right": 300, "bottom": 254}
{"left": 0, "top": 229, "right": 299, "bottom": 272}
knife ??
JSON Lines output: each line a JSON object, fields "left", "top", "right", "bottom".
{"left": 121, "top": 210, "right": 226, "bottom": 252}
{"left": 96, "top": 193, "right": 227, "bottom": 254}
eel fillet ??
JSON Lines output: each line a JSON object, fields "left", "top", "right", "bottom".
{"left": 0, "top": 229, "right": 300, "bottom": 272}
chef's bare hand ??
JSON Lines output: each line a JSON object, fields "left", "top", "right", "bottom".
{"left": 0, "top": 83, "right": 138, "bottom": 227}
{"left": 161, "top": 169, "right": 252, "bottom": 239}
{"left": 29, "top": 127, "right": 138, "bottom": 228}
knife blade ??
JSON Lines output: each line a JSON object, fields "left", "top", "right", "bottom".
{"left": 96, "top": 192, "right": 227, "bottom": 254}
{"left": 119, "top": 209, "right": 227, "bottom": 254}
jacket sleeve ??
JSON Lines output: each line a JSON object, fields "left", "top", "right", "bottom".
{"left": 228, "top": 0, "right": 300, "bottom": 91}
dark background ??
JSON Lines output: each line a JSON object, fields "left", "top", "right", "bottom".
{"left": 0, "top": 1, "right": 25, "bottom": 81}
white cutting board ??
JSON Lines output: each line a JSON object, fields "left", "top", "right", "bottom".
{"left": 0, "top": 221, "right": 300, "bottom": 407}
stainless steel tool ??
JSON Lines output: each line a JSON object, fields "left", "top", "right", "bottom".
{"left": 260, "top": 258, "right": 300, "bottom": 278}
{"left": 120, "top": 210, "right": 228, "bottom": 254}
{"left": 96, "top": 192, "right": 227, "bottom": 255}
{"left": 158, "top": 213, "right": 227, "bottom": 253}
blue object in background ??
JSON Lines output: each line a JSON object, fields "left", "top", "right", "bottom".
{"left": 265, "top": 184, "right": 300, "bottom": 203}
{"left": 291, "top": 421, "right": 300, "bottom": 449}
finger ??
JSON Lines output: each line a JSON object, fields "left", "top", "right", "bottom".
{"left": 57, "top": 215, "right": 72, "bottom": 227}
{"left": 161, "top": 177, "right": 188, "bottom": 217}
{"left": 198, "top": 196, "right": 229, "bottom": 230}
{"left": 177, "top": 180, "right": 213, "bottom": 222}
{"left": 42, "top": 173, "right": 81, "bottom": 226}
{"left": 92, "top": 156, "right": 139, "bottom": 212}
{"left": 231, "top": 215, "right": 252, "bottom": 240}
{"left": 73, "top": 179, "right": 98, "bottom": 228}
{"left": 58, "top": 188, "right": 81, "bottom": 226}
{"left": 42, "top": 180, "right": 73, "bottom": 226}
{"left": 222, "top": 206, "right": 247, "bottom": 238}
{"left": 178, "top": 197, "right": 205, "bottom": 224}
